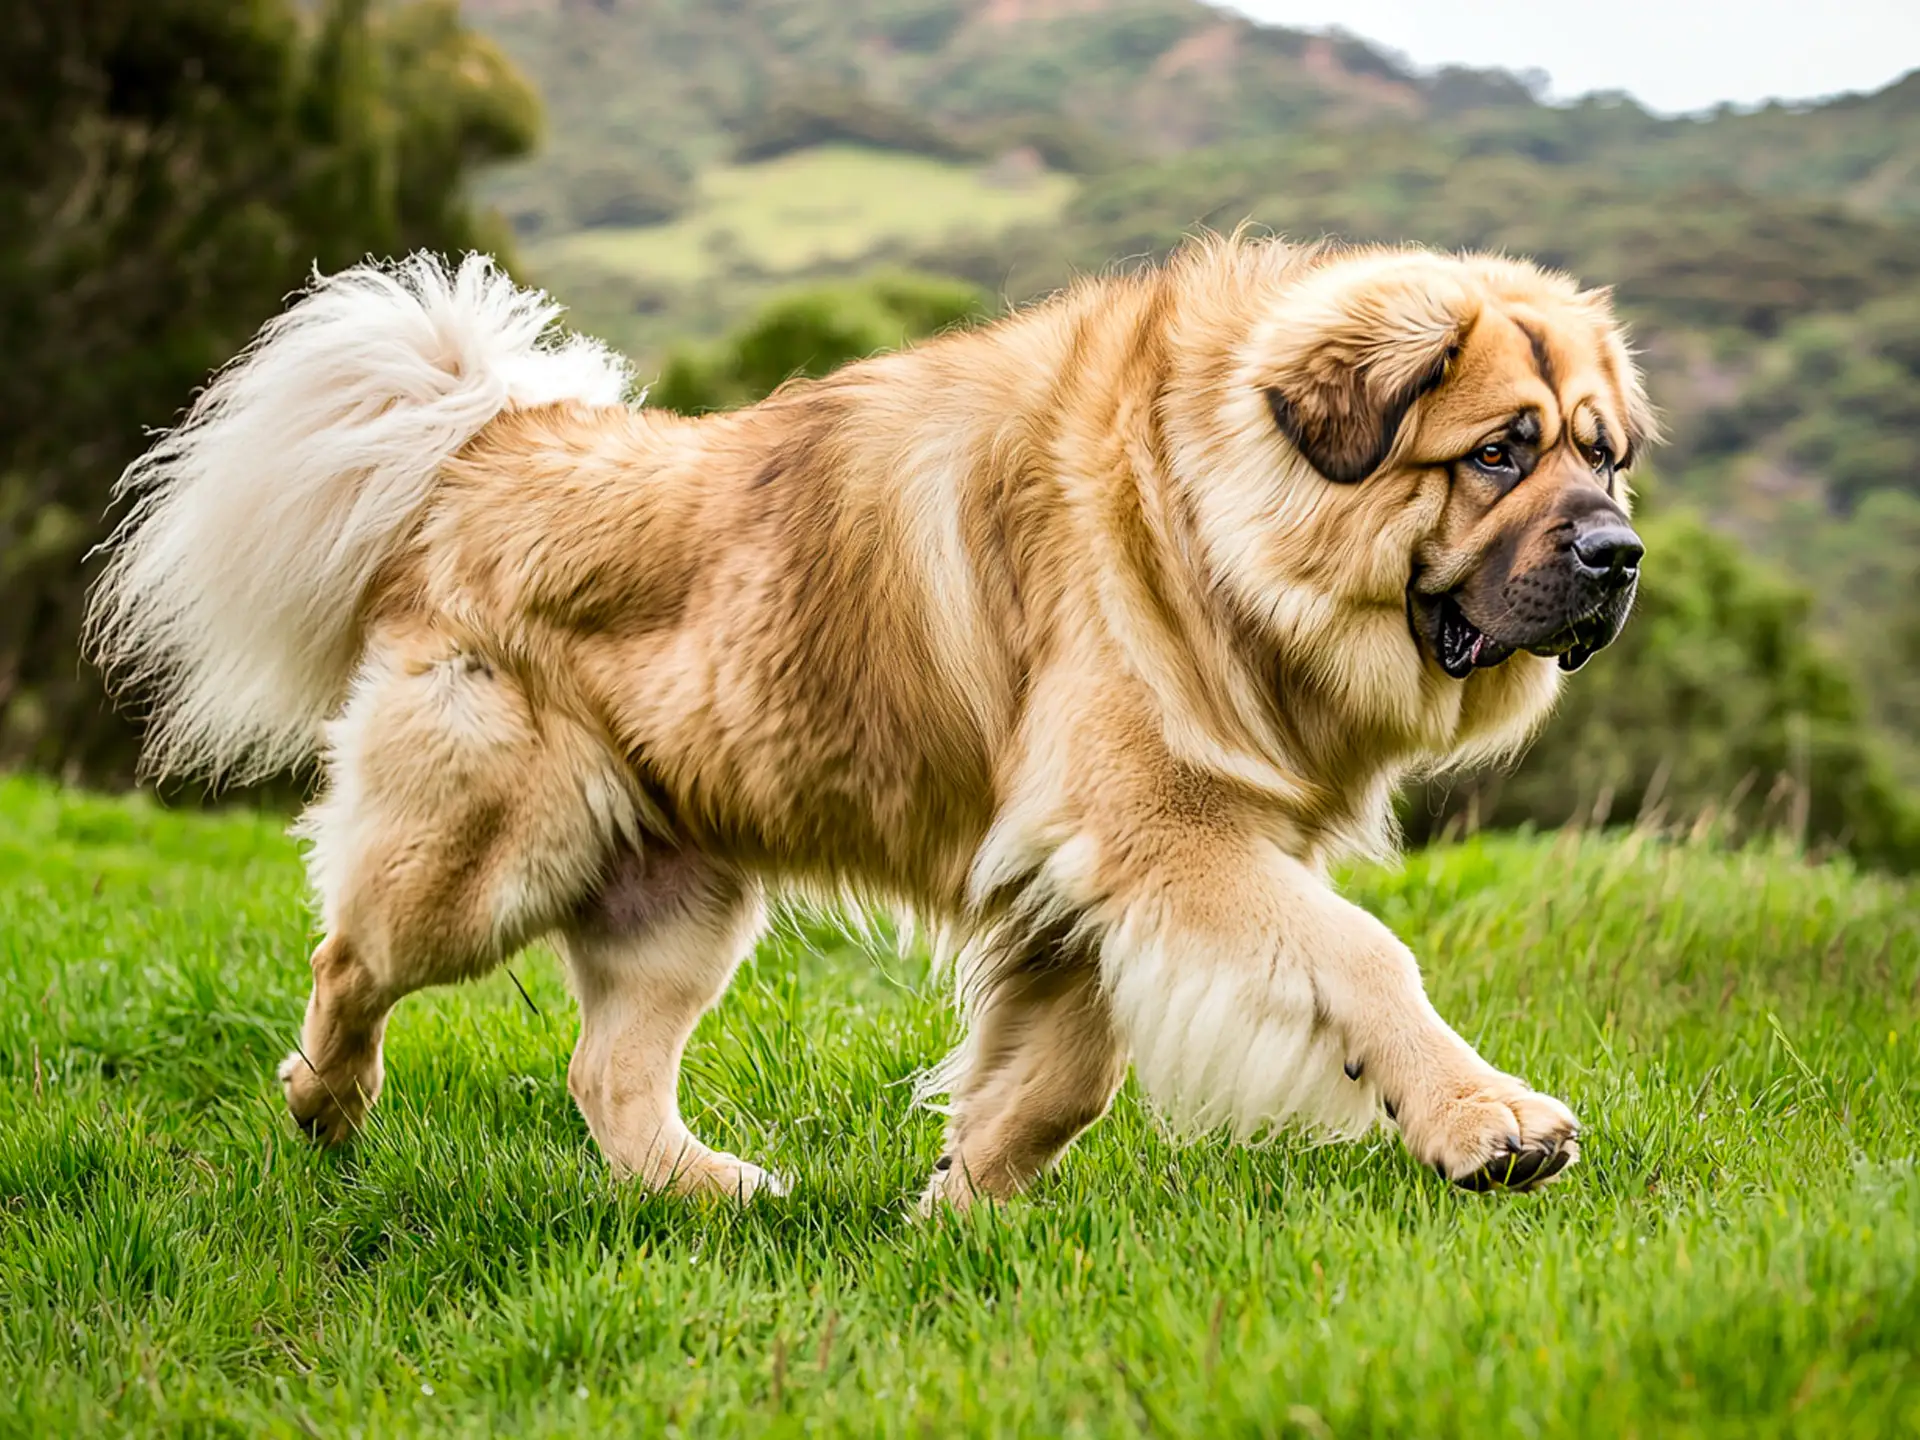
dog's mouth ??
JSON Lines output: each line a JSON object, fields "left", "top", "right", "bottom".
{"left": 1408, "top": 587, "right": 1626, "bottom": 681}
{"left": 1415, "top": 592, "right": 1515, "bottom": 679}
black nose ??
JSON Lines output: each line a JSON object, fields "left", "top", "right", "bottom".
{"left": 1572, "top": 523, "right": 1643, "bottom": 587}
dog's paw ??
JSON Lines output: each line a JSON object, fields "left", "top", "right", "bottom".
{"left": 279, "top": 1048, "right": 378, "bottom": 1147}
{"left": 1395, "top": 1074, "right": 1579, "bottom": 1193}
{"left": 661, "top": 1150, "right": 788, "bottom": 1204}
{"left": 913, "top": 1154, "right": 977, "bottom": 1218}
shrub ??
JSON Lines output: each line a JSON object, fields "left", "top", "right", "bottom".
{"left": 648, "top": 273, "right": 985, "bottom": 413}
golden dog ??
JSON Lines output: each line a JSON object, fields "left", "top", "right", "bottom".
{"left": 89, "top": 234, "right": 1653, "bottom": 1204}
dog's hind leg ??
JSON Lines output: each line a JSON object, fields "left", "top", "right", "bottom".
{"left": 281, "top": 628, "right": 633, "bottom": 1145}
{"left": 555, "top": 848, "right": 779, "bottom": 1201}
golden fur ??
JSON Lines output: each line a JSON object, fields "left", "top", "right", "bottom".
{"left": 90, "top": 235, "right": 1654, "bottom": 1202}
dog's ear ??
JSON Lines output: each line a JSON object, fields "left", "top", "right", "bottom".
{"left": 1262, "top": 269, "right": 1470, "bottom": 484}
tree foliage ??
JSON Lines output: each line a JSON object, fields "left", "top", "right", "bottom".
{"left": 648, "top": 273, "right": 984, "bottom": 413}
{"left": 1697, "top": 295, "right": 1920, "bottom": 510}
{"left": 0, "top": 0, "right": 537, "bottom": 778}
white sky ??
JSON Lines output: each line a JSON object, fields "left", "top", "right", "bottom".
{"left": 1227, "top": 0, "right": 1920, "bottom": 115}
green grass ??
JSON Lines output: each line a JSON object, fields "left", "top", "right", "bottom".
{"left": 537, "top": 146, "right": 1076, "bottom": 285}
{"left": 1, "top": 772, "right": 1917, "bottom": 1436}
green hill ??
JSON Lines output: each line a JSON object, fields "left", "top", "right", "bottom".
{"left": 467, "top": 0, "right": 1920, "bottom": 235}
{"left": 459, "top": 0, "right": 1920, "bottom": 798}
{"left": 545, "top": 147, "right": 1074, "bottom": 282}
{"left": 529, "top": 145, "right": 1074, "bottom": 355}
{"left": 466, "top": 0, "right": 1535, "bottom": 212}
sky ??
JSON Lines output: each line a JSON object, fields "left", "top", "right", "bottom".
{"left": 1228, "top": 0, "right": 1920, "bottom": 115}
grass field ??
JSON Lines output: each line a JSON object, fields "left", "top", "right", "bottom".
{"left": 1, "top": 773, "right": 1916, "bottom": 1436}
{"left": 538, "top": 147, "right": 1077, "bottom": 286}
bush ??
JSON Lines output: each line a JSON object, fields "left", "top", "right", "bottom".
{"left": 647, "top": 273, "right": 985, "bottom": 413}
{"left": 1778, "top": 297, "right": 1920, "bottom": 509}
{"left": 971, "top": 113, "right": 1123, "bottom": 175}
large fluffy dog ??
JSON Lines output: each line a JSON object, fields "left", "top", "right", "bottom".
{"left": 89, "top": 235, "right": 1652, "bottom": 1204}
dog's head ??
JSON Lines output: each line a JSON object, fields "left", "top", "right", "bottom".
{"left": 1184, "top": 243, "right": 1656, "bottom": 750}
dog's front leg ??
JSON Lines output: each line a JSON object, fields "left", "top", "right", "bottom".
{"left": 1093, "top": 837, "right": 1579, "bottom": 1190}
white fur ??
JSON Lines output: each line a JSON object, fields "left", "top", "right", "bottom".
{"left": 1098, "top": 896, "right": 1380, "bottom": 1143}
{"left": 86, "top": 252, "right": 631, "bottom": 782}
{"left": 932, "top": 814, "right": 1381, "bottom": 1144}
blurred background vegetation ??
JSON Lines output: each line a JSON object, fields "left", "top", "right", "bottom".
{"left": 3, "top": 0, "right": 1917, "bottom": 868}
{"left": 1, "top": 0, "right": 537, "bottom": 778}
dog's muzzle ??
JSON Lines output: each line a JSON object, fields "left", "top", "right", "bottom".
{"left": 1410, "top": 514, "right": 1643, "bottom": 680}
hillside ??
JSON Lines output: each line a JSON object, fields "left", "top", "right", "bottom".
{"left": 466, "top": 0, "right": 1543, "bottom": 355}
{"left": 458, "top": 0, "right": 1920, "bottom": 796}
{"left": 467, "top": 0, "right": 1538, "bottom": 228}
{"left": 4, "top": 776, "right": 1917, "bottom": 1432}
{"left": 468, "top": 0, "right": 1920, "bottom": 237}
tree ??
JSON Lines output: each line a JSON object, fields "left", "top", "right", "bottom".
{"left": 0, "top": 0, "right": 538, "bottom": 780}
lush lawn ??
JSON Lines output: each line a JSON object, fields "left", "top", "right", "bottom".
{"left": 536, "top": 146, "right": 1076, "bottom": 286}
{"left": 0, "top": 773, "right": 1916, "bottom": 1436}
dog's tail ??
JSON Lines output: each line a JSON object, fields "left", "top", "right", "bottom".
{"left": 86, "top": 253, "right": 631, "bottom": 783}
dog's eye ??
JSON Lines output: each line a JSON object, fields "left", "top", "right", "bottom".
{"left": 1472, "top": 443, "right": 1511, "bottom": 471}
{"left": 1587, "top": 443, "right": 1614, "bottom": 472}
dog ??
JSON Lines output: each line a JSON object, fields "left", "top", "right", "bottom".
{"left": 88, "top": 234, "right": 1653, "bottom": 1205}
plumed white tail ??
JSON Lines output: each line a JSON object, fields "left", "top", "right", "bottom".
{"left": 86, "top": 253, "right": 631, "bottom": 782}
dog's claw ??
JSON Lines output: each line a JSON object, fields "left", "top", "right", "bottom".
{"left": 1450, "top": 1134, "right": 1579, "bottom": 1193}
